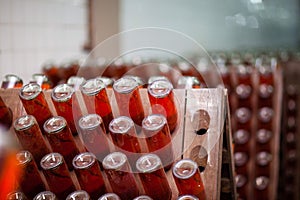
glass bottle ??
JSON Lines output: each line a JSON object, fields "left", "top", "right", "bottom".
{"left": 78, "top": 114, "right": 110, "bottom": 161}
{"left": 234, "top": 152, "right": 248, "bottom": 175}
{"left": 113, "top": 77, "right": 145, "bottom": 126}
{"left": 67, "top": 76, "right": 86, "bottom": 90}
{"left": 257, "top": 107, "right": 273, "bottom": 129}
{"left": 13, "top": 115, "right": 52, "bottom": 163}
{"left": 255, "top": 151, "right": 272, "bottom": 176}
{"left": 6, "top": 192, "right": 28, "bottom": 200}
{"left": 51, "top": 84, "right": 82, "bottom": 135}
{"left": 16, "top": 151, "right": 46, "bottom": 198}
{"left": 136, "top": 154, "right": 172, "bottom": 200}
{"left": 96, "top": 77, "right": 114, "bottom": 88}
{"left": 235, "top": 107, "right": 252, "bottom": 129}
{"left": 236, "top": 65, "right": 253, "bottom": 108}
{"left": 148, "top": 79, "right": 178, "bottom": 133}
{"left": 109, "top": 116, "right": 142, "bottom": 166}
{"left": 66, "top": 190, "right": 90, "bottom": 200}
{"left": 40, "top": 153, "right": 76, "bottom": 199}
{"left": 80, "top": 78, "right": 113, "bottom": 133}
{"left": 31, "top": 74, "right": 51, "bottom": 90}
{"left": 142, "top": 114, "right": 174, "bottom": 171}
{"left": 102, "top": 152, "right": 139, "bottom": 200}
{"left": 43, "top": 116, "right": 80, "bottom": 170}
{"left": 73, "top": 152, "right": 106, "bottom": 199}
{"left": 233, "top": 129, "right": 250, "bottom": 152}
{"left": 123, "top": 75, "right": 145, "bottom": 88}
{"left": 235, "top": 174, "right": 247, "bottom": 199}
{"left": 258, "top": 84, "right": 273, "bottom": 107}
{"left": 172, "top": 159, "right": 206, "bottom": 199}
{"left": 19, "top": 83, "right": 53, "bottom": 130}
{"left": 254, "top": 176, "right": 269, "bottom": 200}
{"left": 1, "top": 74, "right": 23, "bottom": 89}
{"left": 33, "top": 191, "right": 57, "bottom": 200}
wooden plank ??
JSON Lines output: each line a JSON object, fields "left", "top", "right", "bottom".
{"left": 221, "top": 93, "right": 237, "bottom": 200}
{"left": 184, "top": 88, "right": 226, "bottom": 200}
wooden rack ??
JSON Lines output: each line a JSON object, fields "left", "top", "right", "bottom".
{"left": 228, "top": 67, "right": 282, "bottom": 200}
{"left": 0, "top": 88, "right": 236, "bottom": 200}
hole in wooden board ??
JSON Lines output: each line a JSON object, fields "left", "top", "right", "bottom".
{"left": 191, "top": 109, "right": 210, "bottom": 135}
{"left": 190, "top": 145, "right": 208, "bottom": 172}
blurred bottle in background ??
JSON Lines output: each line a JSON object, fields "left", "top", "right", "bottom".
{"left": 0, "top": 128, "right": 21, "bottom": 199}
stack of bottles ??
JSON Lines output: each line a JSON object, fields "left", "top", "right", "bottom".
{"left": 281, "top": 85, "right": 298, "bottom": 199}
{"left": 1, "top": 76, "right": 208, "bottom": 200}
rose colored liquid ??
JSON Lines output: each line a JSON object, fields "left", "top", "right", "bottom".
{"left": 43, "top": 64, "right": 60, "bottom": 87}
{"left": 109, "top": 116, "right": 142, "bottom": 167}
{"left": 255, "top": 151, "right": 272, "bottom": 177}
{"left": 235, "top": 107, "right": 252, "bottom": 130}
{"left": 33, "top": 191, "right": 57, "bottom": 200}
{"left": 254, "top": 176, "right": 269, "bottom": 200}
{"left": 234, "top": 152, "right": 248, "bottom": 175}
{"left": 31, "top": 74, "right": 52, "bottom": 90}
{"left": 236, "top": 65, "right": 253, "bottom": 108}
{"left": 148, "top": 80, "right": 178, "bottom": 133}
{"left": 78, "top": 114, "right": 110, "bottom": 161}
{"left": 142, "top": 114, "right": 174, "bottom": 171}
{"left": 136, "top": 154, "right": 172, "bottom": 200}
{"left": 19, "top": 83, "right": 53, "bottom": 131}
{"left": 73, "top": 153, "right": 106, "bottom": 199}
{"left": 103, "top": 152, "right": 139, "bottom": 200}
{"left": 233, "top": 129, "right": 250, "bottom": 152}
{"left": 51, "top": 84, "right": 82, "bottom": 135}
{"left": 81, "top": 78, "right": 113, "bottom": 133}
{"left": 40, "top": 82, "right": 51, "bottom": 90}
{"left": 16, "top": 151, "right": 46, "bottom": 199}
{"left": 172, "top": 159, "right": 206, "bottom": 199}
{"left": 113, "top": 77, "right": 145, "bottom": 126}
{"left": 258, "top": 83, "right": 274, "bottom": 107}
{"left": 0, "top": 95, "right": 13, "bottom": 130}
{"left": 1, "top": 74, "right": 23, "bottom": 89}
{"left": 256, "top": 129, "right": 272, "bottom": 152}
{"left": 235, "top": 174, "right": 248, "bottom": 199}
{"left": 40, "top": 153, "right": 76, "bottom": 199}
{"left": 235, "top": 84, "right": 252, "bottom": 108}
{"left": 66, "top": 190, "right": 90, "bottom": 200}
{"left": 13, "top": 115, "right": 52, "bottom": 163}
{"left": 44, "top": 116, "right": 80, "bottom": 170}
{"left": 7, "top": 192, "right": 28, "bottom": 200}
{"left": 257, "top": 107, "right": 273, "bottom": 130}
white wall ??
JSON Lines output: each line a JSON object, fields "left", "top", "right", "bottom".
{"left": 0, "top": 0, "right": 88, "bottom": 82}
{"left": 119, "top": 0, "right": 300, "bottom": 55}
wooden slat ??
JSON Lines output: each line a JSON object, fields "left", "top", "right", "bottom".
{"left": 183, "top": 88, "right": 226, "bottom": 200}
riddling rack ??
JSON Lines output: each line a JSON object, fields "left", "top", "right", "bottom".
{"left": 0, "top": 87, "right": 236, "bottom": 200}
